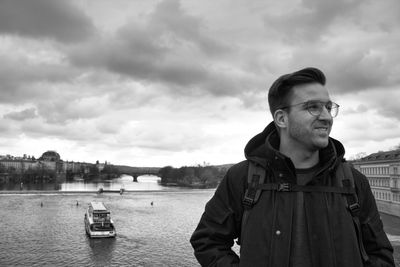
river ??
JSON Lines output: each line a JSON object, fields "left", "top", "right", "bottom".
{"left": 0, "top": 184, "right": 215, "bottom": 266}
{"left": 0, "top": 176, "right": 399, "bottom": 266}
{"left": 0, "top": 175, "right": 169, "bottom": 192}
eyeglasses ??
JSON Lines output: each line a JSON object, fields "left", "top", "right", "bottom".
{"left": 280, "top": 100, "right": 340, "bottom": 118}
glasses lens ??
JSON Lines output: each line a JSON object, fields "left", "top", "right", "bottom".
{"left": 330, "top": 103, "right": 339, "bottom": 117}
{"left": 307, "top": 102, "right": 323, "bottom": 116}
{"left": 307, "top": 101, "right": 339, "bottom": 117}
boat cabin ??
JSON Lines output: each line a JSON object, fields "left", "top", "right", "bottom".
{"left": 88, "top": 202, "right": 111, "bottom": 222}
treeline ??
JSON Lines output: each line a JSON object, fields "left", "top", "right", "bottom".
{"left": 0, "top": 164, "right": 121, "bottom": 184}
{"left": 158, "top": 165, "right": 228, "bottom": 188}
{"left": 0, "top": 166, "right": 57, "bottom": 184}
{"left": 67, "top": 164, "right": 121, "bottom": 180}
{"left": 89, "top": 164, "right": 121, "bottom": 178}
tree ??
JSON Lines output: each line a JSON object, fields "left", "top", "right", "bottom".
{"left": 88, "top": 165, "right": 99, "bottom": 176}
{"left": 0, "top": 164, "right": 6, "bottom": 173}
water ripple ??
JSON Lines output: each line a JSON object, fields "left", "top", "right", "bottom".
{"left": 0, "top": 190, "right": 214, "bottom": 266}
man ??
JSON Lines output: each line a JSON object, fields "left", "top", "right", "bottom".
{"left": 190, "top": 67, "right": 394, "bottom": 267}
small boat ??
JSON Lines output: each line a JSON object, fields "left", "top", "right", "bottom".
{"left": 84, "top": 202, "right": 116, "bottom": 238}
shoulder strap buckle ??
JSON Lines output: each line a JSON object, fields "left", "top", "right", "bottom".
{"left": 348, "top": 202, "right": 360, "bottom": 216}
{"left": 242, "top": 195, "right": 254, "bottom": 208}
{"left": 278, "top": 183, "right": 291, "bottom": 192}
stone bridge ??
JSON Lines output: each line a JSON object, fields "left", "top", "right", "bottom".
{"left": 116, "top": 166, "right": 161, "bottom": 182}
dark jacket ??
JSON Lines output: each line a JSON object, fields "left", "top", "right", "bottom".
{"left": 190, "top": 122, "right": 394, "bottom": 267}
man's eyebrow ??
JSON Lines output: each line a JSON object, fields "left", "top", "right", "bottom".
{"left": 307, "top": 99, "right": 331, "bottom": 103}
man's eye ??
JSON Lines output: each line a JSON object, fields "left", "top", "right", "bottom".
{"left": 308, "top": 103, "right": 320, "bottom": 110}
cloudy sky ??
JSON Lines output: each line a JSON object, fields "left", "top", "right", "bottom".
{"left": 1, "top": 0, "right": 400, "bottom": 167}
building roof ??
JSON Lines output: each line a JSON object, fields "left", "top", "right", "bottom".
{"left": 360, "top": 149, "right": 400, "bottom": 162}
{"left": 40, "top": 150, "right": 61, "bottom": 161}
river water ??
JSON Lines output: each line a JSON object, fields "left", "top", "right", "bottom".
{"left": 0, "top": 175, "right": 170, "bottom": 192}
{"left": 0, "top": 185, "right": 217, "bottom": 266}
{"left": 0, "top": 176, "right": 399, "bottom": 266}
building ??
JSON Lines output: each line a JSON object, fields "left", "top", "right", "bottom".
{"left": 351, "top": 150, "right": 400, "bottom": 217}
{"left": 63, "top": 161, "right": 92, "bottom": 174}
{"left": 0, "top": 158, "right": 39, "bottom": 172}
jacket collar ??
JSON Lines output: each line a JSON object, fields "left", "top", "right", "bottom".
{"left": 244, "top": 121, "right": 345, "bottom": 177}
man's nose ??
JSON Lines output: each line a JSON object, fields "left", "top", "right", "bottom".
{"left": 319, "top": 106, "right": 333, "bottom": 120}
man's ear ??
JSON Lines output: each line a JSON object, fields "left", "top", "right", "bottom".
{"left": 273, "top": 109, "right": 287, "bottom": 129}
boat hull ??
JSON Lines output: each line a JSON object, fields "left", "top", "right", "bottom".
{"left": 84, "top": 215, "right": 116, "bottom": 238}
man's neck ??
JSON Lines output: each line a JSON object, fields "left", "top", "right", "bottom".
{"left": 279, "top": 144, "right": 320, "bottom": 169}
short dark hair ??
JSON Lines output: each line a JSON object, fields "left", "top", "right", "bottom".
{"left": 268, "top": 67, "right": 326, "bottom": 115}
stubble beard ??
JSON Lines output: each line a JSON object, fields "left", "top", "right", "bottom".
{"left": 288, "top": 122, "right": 330, "bottom": 152}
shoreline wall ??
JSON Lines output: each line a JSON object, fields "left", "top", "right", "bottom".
{"left": 377, "top": 200, "right": 400, "bottom": 218}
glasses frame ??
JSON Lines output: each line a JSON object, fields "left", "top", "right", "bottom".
{"left": 279, "top": 100, "right": 340, "bottom": 118}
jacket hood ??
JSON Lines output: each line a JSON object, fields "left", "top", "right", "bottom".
{"left": 244, "top": 121, "right": 345, "bottom": 172}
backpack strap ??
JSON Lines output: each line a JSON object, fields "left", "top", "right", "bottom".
{"left": 238, "top": 161, "right": 266, "bottom": 245}
{"left": 240, "top": 161, "right": 369, "bottom": 263}
{"left": 255, "top": 183, "right": 355, "bottom": 194}
{"left": 243, "top": 162, "right": 266, "bottom": 208}
{"left": 337, "top": 162, "right": 369, "bottom": 263}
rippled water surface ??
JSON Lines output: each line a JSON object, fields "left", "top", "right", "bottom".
{"left": 2, "top": 177, "right": 399, "bottom": 266}
{"left": 0, "top": 175, "right": 169, "bottom": 192}
{"left": 0, "top": 189, "right": 216, "bottom": 266}
{"left": 60, "top": 175, "right": 167, "bottom": 191}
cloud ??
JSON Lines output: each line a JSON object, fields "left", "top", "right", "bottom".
{"left": 0, "top": 0, "right": 97, "bottom": 43}
{"left": 20, "top": 118, "right": 103, "bottom": 142}
{"left": 263, "top": 0, "right": 363, "bottom": 43}
{"left": 0, "top": 45, "right": 80, "bottom": 104}
{"left": 335, "top": 114, "right": 400, "bottom": 156}
{"left": 0, "top": 0, "right": 400, "bottom": 166}
{"left": 149, "top": 0, "right": 228, "bottom": 56}
{"left": 0, "top": 117, "right": 14, "bottom": 136}
{"left": 36, "top": 95, "right": 109, "bottom": 124}
{"left": 343, "top": 88, "right": 400, "bottom": 122}
{"left": 66, "top": 0, "right": 261, "bottom": 100}
{"left": 273, "top": 34, "right": 400, "bottom": 95}
{"left": 115, "top": 120, "right": 211, "bottom": 152}
{"left": 3, "top": 108, "right": 37, "bottom": 121}
{"left": 259, "top": 0, "right": 400, "bottom": 94}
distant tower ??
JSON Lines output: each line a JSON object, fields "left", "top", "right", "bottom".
{"left": 39, "top": 151, "right": 61, "bottom": 161}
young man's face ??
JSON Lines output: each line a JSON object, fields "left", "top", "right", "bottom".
{"left": 285, "top": 83, "right": 333, "bottom": 152}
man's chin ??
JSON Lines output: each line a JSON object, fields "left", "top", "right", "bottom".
{"left": 315, "top": 138, "right": 329, "bottom": 149}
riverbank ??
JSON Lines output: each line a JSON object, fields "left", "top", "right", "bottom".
{"left": 0, "top": 189, "right": 213, "bottom": 195}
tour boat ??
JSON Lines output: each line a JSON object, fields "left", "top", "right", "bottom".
{"left": 84, "top": 202, "right": 116, "bottom": 238}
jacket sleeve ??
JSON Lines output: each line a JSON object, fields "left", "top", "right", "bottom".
{"left": 354, "top": 169, "right": 395, "bottom": 267}
{"left": 190, "top": 165, "right": 246, "bottom": 267}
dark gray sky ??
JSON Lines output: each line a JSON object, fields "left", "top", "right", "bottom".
{"left": 1, "top": 0, "right": 400, "bottom": 166}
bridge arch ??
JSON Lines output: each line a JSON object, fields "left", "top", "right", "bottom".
{"left": 116, "top": 166, "right": 161, "bottom": 182}
{"left": 128, "top": 173, "right": 161, "bottom": 182}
